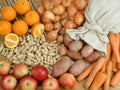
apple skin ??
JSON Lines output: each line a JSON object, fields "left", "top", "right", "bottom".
{"left": 31, "top": 65, "right": 48, "bottom": 81}
{"left": 19, "top": 76, "right": 38, "bottom": 90}
{"left": 0, "top": 60, "right": 11, "bottom": 75}
{"left": 13, "top": 63, "right": 29, "bottom": 79}
{"left": 1, "top": 75, "right": 17, "bottom": 90}
{"left": 42, "top": 77, "right": 59, "bottom": 90}
{"left": 59, "top": 73, "right": 76, "bottom": 89}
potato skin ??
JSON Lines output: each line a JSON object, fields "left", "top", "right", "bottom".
{"left": 67, "top": 50, "right": 83, "bottom": 60}
{"left": 52, "top": 56, "right": 73, "bottom": 77}
{"left": 58, "top": 45, "right": 67, "bottom": 56}
{"left": 85, "top": 51, "right": 101, "bottom": 63}
{"left": 69, "top": 60, "right": 89, "bottom": 76}
{"left": 68, "top": 40, "right": 83, "bottom": 52}
{"left": 64, "top": 34, "right": 73, "bottom": 47}
{"left": 80, "top": 45, "right": 94, "bottom": 57}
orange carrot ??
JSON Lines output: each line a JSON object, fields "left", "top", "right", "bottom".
{"left": 101, "top": 43, "right": 112, "bottom": 72}
{"left": 108, "top": 32, "right": 120, "bottom": 63}
{"left": 103, "top": 61, "right": 112, "bottom": 90}
{"left": 77, "top": 62, "right": 96, "bottom": 82}
{"left": 111, "top": 53, "right": 117, "bottom": 72}
{"left": 110, "top": 71, "right": 120, "bottom": 87}
{"left": 90, "top": 71, "right": 107, "bottom": 90}
{"left": 84, "top": 57, "right": 105, "bottom": 89}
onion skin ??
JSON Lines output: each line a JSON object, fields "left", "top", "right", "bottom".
{"left": 46, "top": 30, "right": 59, "bottom": 41}
{"left": 54, "top": 21, "right": 62, "bottom": 30}
{"left": 74, "top": 0, "right": 88, "bottom": 11}
{"left": 64, "top": 20, "right": 76, "bottom": 29}
{"left": 42, "top": 0, "right": 53, "bottom": 10}
{"left": 57, "top": 35, "right": 64, "bottom": 43}
{"left": 58, "top": 45, "right": 67, "bottom": 56}
{"left": 62, "top": 0, "right": 73, "bottom": 7}
{"left": 74, "top": 12, "right": 85, "bottom": 26}
{"left": 45, "top": 22, "right": 54, "bottom": 31}
{"left": 51, "top": 0, "right": 62, "bottom": 7}
{"left": 43, "top": 10, "right": 55, "bottom": 21}
{"left": 36, "top": 4, "right": 44, "bottom": 16}
{"left": 53, "top": 15, "right": 61, "bottom": 23}
{"left": 53, "top": 5, "right": 65, "bottom": 15}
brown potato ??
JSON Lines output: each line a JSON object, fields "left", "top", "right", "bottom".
{"left": 81, "top": 45, "right": 94, "bottom": 57}
{"left": 57, "top": 35, "right": 64, "bottom": 43}
{"left": 52, "top": 56, "right": 73, "bottom": 77}
{"left": 85, "top": 51, "right": 101, "bottom": 63}
{"left": 69, "top": 60, "right": 89, "bottom": 76}
{"left": 64, "top": 33, "right": 73, "bottom": 47}
{"left": 68, "top": 40, "right": 83, "bottom": 52}
{"left": 58, "top": 45, "right": 67, "bottom": 56}
{"left": 67, "top": 50, "right": 83, "bottom": 60}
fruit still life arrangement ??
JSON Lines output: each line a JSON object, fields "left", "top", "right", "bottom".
{"left": 0, "top": 0, "right": 120, "bottom": 90}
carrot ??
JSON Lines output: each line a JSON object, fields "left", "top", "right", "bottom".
{"left": 84, "top": 57, "right": 105, "bottom": 89}
{"left": 90, "top": 71, "right": 107, "bottom": 90}
{"left": 101, "top": 43, "right": 112, "bottom": 72}
{"left": 77, "top": 62, "right": 96, "bottom": 82}
{"left": 108, "top": 32, "right": 120, "bottom": 63}
{"left": 111, "top": 53, "right": 117, "bottom": 72}
{"left": 110, "top": 71, "right": 120, "bottom": 87}
{"left": 103, "top": 61, "right": 112, "bottom": 90}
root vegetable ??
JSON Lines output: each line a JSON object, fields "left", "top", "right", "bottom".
{"left": 59, "top": 28, "right": 66, "bottom": 35}
{"left": 51, "top": 0, "right": 62, "bottom": 7}
{"left": 68, "top": 40, "right": 83, "bottom": 52}
{"left": 74, "top": 0, "right": 88, "bottom": 11}
{"left": 64, "top": 20, "right": 76, "bottom": 29}
{"left": 62, "top": 0, "right": 73, "bottom": 7}
{"left": 85, "top": 51, "right": 101, "bottom": 63}
{"left": 57, "top": 35, "right": 64, "bottom": 44}
{"left": 61, "top": 11, "right": 68, "bottom": 19}
{"left": 42, "top": 0, "right": 52, "bottom": 10}
{"left": 43, "top": 10, "right": 55, "bottom": 21}
{"left": 46, "top": 30, "right": 59, "bottom": 41}
{"left": 54, "top": 21, "right": 62, "bottom": 30}
{"left": 53, "top": 15, "right": 61, "bottom": 23}
{"left": 53, "top": 5, "right": 65, "bottom": 15}
{"left": 64, "top": 33, "right": 73, "bottom": 47}
{"left": 41, "top": 17, "right": 51, "bottom": 23}
{"left": 67, "top": 50, "right": 83, "bottom": 60}
{"left": 69, "top": 60, "right": 89, "bottom": 76}
{"left": 67, "top": 4, "right": 78, "bottom": 17}
{"left": 52, "top": 56, "right": 73, "bottom": 77}
{"left": 61, "top": 18, "right": 68, "bottom": 26}
{"left": 45, "top": 22, "right": 54, "bottom": 31}
{"left": 58, "top": 45, "right": 67, "bottom": 56}
{"left": 74, "top": 12, "right": 85, "bottom": 26}
{"left": 36, "top": 4, "right": 44, "bottom": 16}
{"left": 81, "top": 45, "right": 94, "bottom": 57}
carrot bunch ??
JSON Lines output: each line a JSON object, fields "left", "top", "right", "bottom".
{"left": 76, "top": 32, "right": 120, "bottom": 90}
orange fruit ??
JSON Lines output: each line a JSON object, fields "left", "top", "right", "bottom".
{"left": 1, "top": 7, "right": 16, "bottom": 21}
{"left": 24, "top": 10, "right": 40, "bottom": 26}
{"left": 13, "top": 20, "right": 28, "bottom": 36}
{"left": 14, "top": 0, "right": 30, "bottom": 14}
{"left": 0, "top": 20, "right": 12, "bottom": 36}
{"left": 32, "top": 23, "right": 45, "bottom": 37}
{"left": 4, "top": 33, "right": 19, "bottom": 48}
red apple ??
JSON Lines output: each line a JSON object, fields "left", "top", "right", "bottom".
{"left": 42, "top": 77, "right": 59, "bottom": 90}
{"left": 59, "top": 73, "right": 76, "bottom": 89}
{"left": 31, "top": 65, "right": 48, "bottom": 81}
{"left": 13, "top": 63, "right": 29, "bottom": 79}
{"left": 1, "top": 75, "right": 17, "bottom": 90}
{"left": 0, "top": 60, "right": 11, "bottom": 75}
{"left": 19, "top": 76, "right": 38, "bottom": 90}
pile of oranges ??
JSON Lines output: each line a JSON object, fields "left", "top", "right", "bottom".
{"left": 0, "top": 0, "right": 45, "bottom": 48}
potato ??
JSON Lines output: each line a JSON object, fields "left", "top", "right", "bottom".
{"left": 81, "top": 45, "right": 94, "bottom": 57}
{"left": 85, "top": 51, "right": 101, "bottom": 63}
{"left": 52, "top": 56, "right": 73, "bottom": 77}
{"left": 67, "top": 50, "right": 83, "bottom": 60}
{"left": 69, "top": 60, "right": 89, "bottom": 76}
{"left": 58, "top": 45, "right": 67, "bottom": 56}
{"left": 68, "top": 40, "right": 83, "bottom": 52}
{"left": 64, "top": 33, "right": 73, "bottom": 47}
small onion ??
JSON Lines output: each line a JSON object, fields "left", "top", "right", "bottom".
{"left": 51, "top": 0, "right": 62, "bottom": 7}
{"left": 59, "top": 28, "right": 66, "bottom": 35}
{"left": 53, "top": 5, "right": 65, "bottom": 15}
{"left": 36, "top": 4, "right": 44, "bottom": 16}
{"left": 42, "top": 0, "right": 53, "bottom": 10}
{"left": 41, "top": 17, "right": 51, "bottom": 23}
{"left": 57, "top": 35, "right": 64, "bottom": 43}
{"left": 67, "top": 4, "right": 78, "bottom": 17}
{"left": 74, "top": 0, "right": 88, "bottom": 11}
{"left": 74, "top": 12, "right": 85, "bottom": 26}
{"left": 53, "top": 15, "right": 61, "bottom": 23}
{"left": 62, "top": 0, "right": 73, "bottom": 7}
{"left": 43, "top": 10, "right": 55, "bottom": 21}
{"left": 61, "top": 11, "right": 68, "bottom": 19}
{"left": 46, "top": 30, "right": 59, "bottom": 41}
{"left": 64, "top": 20, "right": 76, "bottom": 29}
{"left": 45, "top": 22, "right": 54, "bottom": 31}
{"left": 61, "top": 18, "right": 68, "bottom": 26}
{"left": 54, "top": 21, "right": 62, "bottom": 30}
{"left": 58, "top": 45, "right": 67, "bottom": 56}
